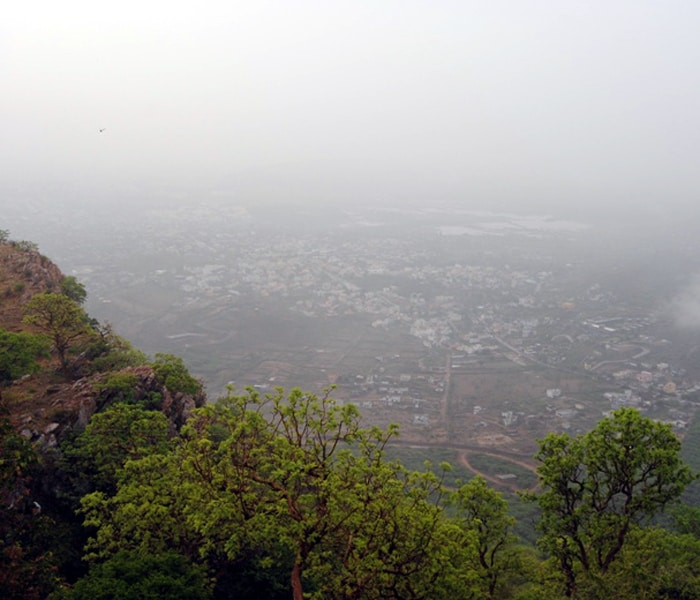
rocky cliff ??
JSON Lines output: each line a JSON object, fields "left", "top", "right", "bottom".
{"left": 0, "top": 239, "right": 207, "bottom": 447}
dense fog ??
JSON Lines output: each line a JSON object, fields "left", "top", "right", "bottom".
{"left": 3, "top": 1, "right": 700, "bottom": 219}
{"left": 3, "top": 1, "right": 700, "bottom": 427}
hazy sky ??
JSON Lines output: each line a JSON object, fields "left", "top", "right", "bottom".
{"left": 3, "top": 1, "right": 700, "bottom": 214}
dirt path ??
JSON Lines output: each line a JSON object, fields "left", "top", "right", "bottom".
{"left": 456, "top": 450, "right": 509, "bottom": 488}
{"left": 389, "top": 439, "right": 540, "bottom": 491}
{"left": 456, "top": 449, "right": 540, "bottom": 491}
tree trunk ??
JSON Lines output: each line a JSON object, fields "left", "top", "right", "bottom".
{"left": 291, "top": 552, "right": 304, "bottom": 600}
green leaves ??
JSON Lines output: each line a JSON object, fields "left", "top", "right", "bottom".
{"left": 450, "top": 477, "right": 518, "bottom": 598}
{"left": 80, "top": 387, "right": 506, "bottom": 598}
{"left": 55, "top": 550, "right": 212, "bottom": 600}
{"left": 63, "top": 390, "right": 700, "bottom": 599}
{"left": 0, "top": 327, "right": 49, "bottom": 383}
{"left": 59, "top": 276, "right": 87, "bottom": 305}
{"left": 23, "top": 292, "right": 90, "bottom": 372}
{"left": 532, "top": 407, "right": 697, "bottom": 596}
{"left": 63, "top": 403, "right": 170, "bottom": 498}
{"left": 151, "top": 353, "right": 202, "bottom": 396}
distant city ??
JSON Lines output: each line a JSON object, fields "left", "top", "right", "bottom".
{"left": 5, "top": 192, "right": 700, "bottom": 484}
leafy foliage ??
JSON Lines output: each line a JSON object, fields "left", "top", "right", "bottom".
{"left": 22, "top": 293, "right": 90, "bottom": 372}
{"left": 61, "top": 403, "right": 170, "bottom": 497}
{"left": 151, "top": 353, "right": 201, "bottom": 396}
{"left": 54, "top": 550, "right": 212, "bottom": 600}
{"left": 80, "top": 387, "right": 498, "bottom": 599}
{"left": 531, "top": 407, "right": 697, "bottom": 596}
{"left": 0, "top": 328, "right": 49, "bottom": 383}
{"left": 569, "top": 526, "right": 700, "bottom": 599}
{"left": 59, "top": 276, "right": 87, "bottom": 305}
{"left": 0, "top": 409, "right": 38, "bottom": 510}
{"left": 13, "top": 240, "right": 39, "bottom": 252}
{"left": 91, "top": 369, "right": 163, "bottom": 410}
{"left": 92, "top": 373, "right": 141, "bottom": 404}
{"left": 672, "top": 504, "right": 700, "bottom": 537}
{"left": 84, "top": 325, "right": 149, "bottom": 373}
{"left": 450, "top": 476, "right": 520, "bottom": 598}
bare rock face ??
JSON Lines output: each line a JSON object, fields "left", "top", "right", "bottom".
{"left": 160, "top": 383, "right": 207, "bottom": 433}
{"left": 10, "top": 249, "right": 63, "bottom": 291}
{"left": 0, "top": 242, "right": 65, "bottom": 327}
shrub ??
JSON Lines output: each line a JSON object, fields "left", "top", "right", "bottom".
{"left": 56, "top": 551, "right": 211, "bottom": 600}
{"left": 151, "top": 353, "right": 201, "bottom": 396}
{"left": 93, "top": 373, "right": 140, "bottom": 404}
{"left": 0, "top": 328, "right": 49, "bottom": 383}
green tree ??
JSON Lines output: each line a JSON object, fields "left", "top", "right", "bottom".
{"left": 151, "top": 353, "right": 201, "bottom": 396}
{"left": 193, "top": 387, "right": 482, "bottom": 600}
{"left": 672, "top": 503, "right": 700, "bottom": 537}
{"left": 56, "top": 550, "right": 211, "bottom": 600}
{"left": 80, "top": 452, "right": 202, "bottom": 562}
{"left": 92, "top": 372, "right": 141, "bottom": 404}
{"left": 89, "top": 326, "right": 149, "bottom": 373}
{"left": 23, "top": 293, "right": 90, "bottom": 372}
{"left": 62, "top": 403, "right": 169, "bottom": 497}
{"left": 80, "top": 388, "right": 483, "bottom": 599}
{"left": 0, "top": 328, "right": 49, "bottom": 383}
{"left": 579, "top": 526, "right": 700, "bottom": 599}
{"left": 174, "top": 387, "right": 408, "bottom": 600}
{"left": 324, "top": 461, "right": 475, "bottom": 600}
{"left": 532, "top": 407, "right": 696, "bottom": 597}
{"left": 60, "top": 276, "right": 87, "bottom": 305}
{"left": 450, "top": 476, "right": 519, "bottom": 598}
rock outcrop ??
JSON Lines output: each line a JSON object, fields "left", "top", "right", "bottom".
{"left": 14, "top": 365, "right": 207, "bottom": 448}
{"left": 1, "top": 240, "right": 207, "bottom": 447}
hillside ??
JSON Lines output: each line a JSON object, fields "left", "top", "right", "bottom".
{"left": 1, "top": 237, "right": 699, "bottom": 600}
{"left": 0, "top": 240, "right": 64, "bottom": 330}
{"left": 0, "top": 238, "right": 206, "bottom": 445}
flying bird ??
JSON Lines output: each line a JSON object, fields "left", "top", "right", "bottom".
{"left": 99, "top": 128, "right": 106, "bottom": 133}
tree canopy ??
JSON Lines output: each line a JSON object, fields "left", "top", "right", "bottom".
{"left": 531, "top": 407, "right": 697, "bottom": 597}
{"left": 79, "top": 387, "right": 511, "bottom": 599}
{"left": 54, "top": 550, "right": 212, "bottom": 600}
{"left": 22, "top": 292, "right": 90, "bottom": 372}
{"left": 450, "top": 476, "right": 519, "bottom": 598}
{"left": 0, "top": 328, "right": 49, "bottom": 383}
{"left": 3, "top": 277, "right": 700, "bottom": 600}
{"left": 62, "top": 403, "right": 170, "bottom": 498}
{"left": 151, "top": 353, "right": 202, "bottom": 396}
{"left": 59, "top": 276, "right": 87, "bottom": 305}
